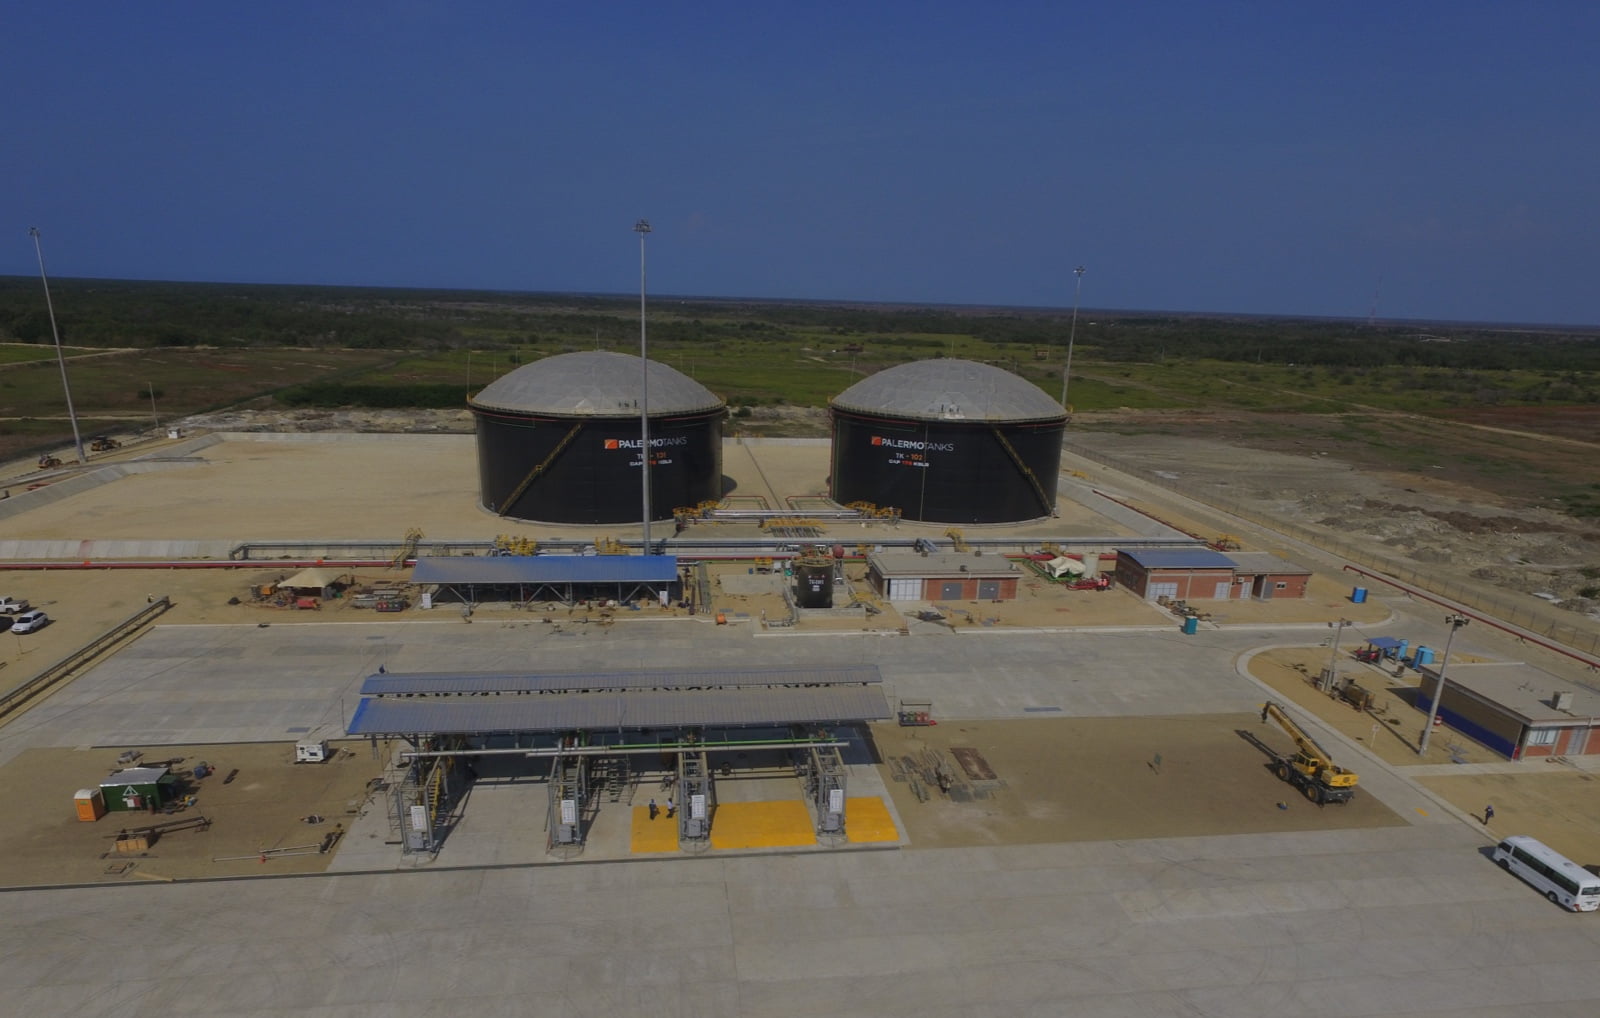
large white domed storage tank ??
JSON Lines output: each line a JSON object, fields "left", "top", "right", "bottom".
{"left": 829, "top": 359, "right": 1067, "bottom": 523}
{"left": 469, "top": 351, "right": 726, "bottom": 523}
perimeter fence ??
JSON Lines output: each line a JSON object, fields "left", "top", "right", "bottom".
{"left": 1063, "top": 440, "right": 1600, "bottom": 660}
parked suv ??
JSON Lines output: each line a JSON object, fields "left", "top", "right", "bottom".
{"left": 9, "top": 609, "right": 49, "bottom": 634}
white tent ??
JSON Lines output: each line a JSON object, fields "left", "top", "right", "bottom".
{"left": 1044, "top": 556, "right": 1085, "bottom": 579}
{"left": 276, "top": 568, "right": 344, "bottom": 592}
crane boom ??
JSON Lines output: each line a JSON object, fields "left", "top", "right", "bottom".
{"left": 1259, "top": 701, "right": 1359, "bottom": 803}
{"left": 1262, "top": 701, "right": 1337, "bottom": 766}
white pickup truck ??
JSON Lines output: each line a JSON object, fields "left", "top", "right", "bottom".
{"left": 0, "top": 597, "right": 30, "bottom": 615}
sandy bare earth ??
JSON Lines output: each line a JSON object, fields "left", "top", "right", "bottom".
{"left": 871, "top": 715, "right": 1404, "bottom": 850}
{"left": 0, "top": 741, "right": 385, "bottom": 886}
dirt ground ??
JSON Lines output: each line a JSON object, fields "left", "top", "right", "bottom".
{"left": 1068, "top": 412, "right": 1600, "bottom": 611}
{"left": 1416, "top": 769, "right": 1600, "bottom": 868}
{"left": 0, "top": 741, "right": 385, "bottom": 886}
{"left": 1246, "top": 645, "right": 1600, "bottom": 867}
{"left": 1245, "top": 647, "right": 1504, "bottom": 769}
{"left": 4, "top": 415, "right": 1599, "bottom": 883}
{"left": 0, "top": 566, "right": 423, "bottom": 700}
{"left": 870, "top": 715, "right": 1404, "bottom": 850}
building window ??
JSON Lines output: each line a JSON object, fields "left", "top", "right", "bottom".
{"left": 1526, "top": 728, "right": 1558, "bottom": 746}
{"left": 1274, "top": 582, "right": 1287, "bottom": 590}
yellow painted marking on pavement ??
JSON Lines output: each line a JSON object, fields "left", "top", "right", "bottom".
{"left": 710, "top": 800, "right": 813, "bottom": 850}
{"left": 845, "top": 796, "right": 899, "bottom": 843}
{"left": 1414, "top": 808, "right": 1429, "bottom": 817}
{"left": 630, "top": 806, "right": 679, "bottom": 854}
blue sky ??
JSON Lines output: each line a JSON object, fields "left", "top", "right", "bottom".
{"left": 6, "top": 1, "right": 1598, "bottom": 324}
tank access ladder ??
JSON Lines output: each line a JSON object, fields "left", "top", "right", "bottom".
{"left": 988, "top": 424, "right": 1055, "bottom": 517}
{"left": 498, "top": 421, "right": 584, "bottom": 518}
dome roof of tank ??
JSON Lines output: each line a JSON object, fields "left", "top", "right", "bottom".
{"left": 469, "top": 351, "right": 725, "bottom": 417}
{"left": 830, "top": 358, "right": 1065, "bottom": 423}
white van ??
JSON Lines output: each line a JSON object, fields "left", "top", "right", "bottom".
{"left": 10, "top": 609, "right": 49, "bottom": 634}
{"left": 1493, "top": 835, "right": 1600, "bottom": 911}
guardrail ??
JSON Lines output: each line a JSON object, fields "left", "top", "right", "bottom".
{"left": 0, "top": 596, "right": 173, "bottom": 722}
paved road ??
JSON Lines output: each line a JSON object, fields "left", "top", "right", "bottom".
{"left": 4, "top": 610, "right": 1599, "bottom": 1016}
{"left": 5, "top": 822, "right": 1595, "bottom": 1017}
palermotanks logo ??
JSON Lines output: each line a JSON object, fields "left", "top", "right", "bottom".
{"left": 871, "top": 435, "right": 955, "bottom": 453}
{"left": 603, "top": 436, "right": 690, "bottom": 451}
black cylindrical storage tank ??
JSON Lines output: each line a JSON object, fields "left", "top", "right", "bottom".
{"left": 829, "top": 359, "right": 1067, "bottom": 524}
{"left": 470, "top": 351, "right": 726, "bottom": 524}
{"left": 794, "top": 556, "right": 834, "bottom": 608}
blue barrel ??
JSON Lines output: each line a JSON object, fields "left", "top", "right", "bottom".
{"left": 1414, "top": 646, "right": 1434, "bottom": 667}
{"left": 1182, "top": 616, "right": 1199, "bottom": 635}
{"left": 1351, "top": 587, "right": 1368, "bottom": 604}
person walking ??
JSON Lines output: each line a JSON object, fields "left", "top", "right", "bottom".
{"left": 1483, "top": 803, "right": 1494, "bottom": 825}
{"left": 648, "top": 798, "right": 658, "bottom": 820}
{"left": 666, "top": 797, "right": 675, "bottom": 818}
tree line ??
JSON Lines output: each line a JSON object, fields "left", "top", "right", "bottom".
{"left": 2, "top": 276, "right": 1597, "bottom": 373}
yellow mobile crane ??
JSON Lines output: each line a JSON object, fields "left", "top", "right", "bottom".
{"left": 1258, "top": 701, "right": 1359, "bottom": 805}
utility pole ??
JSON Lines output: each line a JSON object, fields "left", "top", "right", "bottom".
{"left": 1321, "top": 618, "right": 1352, "bottom": 693}
{"left": 1418, "top": 614, "right": 1470, "bottom": 755}
{"left": 29, "top": 227, "right": 86, "bottom": 464}
{"left": 148, "top": 381, "right": 160, "bottom": 430}
{"left": 634, "top": 218, "right": 653, "bottom": 554}
{"left": 1059, "top": 265, "right": 1085, "bottom": 409}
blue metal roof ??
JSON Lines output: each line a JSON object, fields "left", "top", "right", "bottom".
{"left": 1118, "top": 548, "right": 1237, "bottom": 570}
{"left": 361, "top": 664, "right": 882, "bottom": 696}
{"left": 1366, "top": 637, "right": 1404, "bottom": 650}
{"left": 410, "top": 555, "right": 679, "bottom": 585}
{"left": 346, "top": 686, "right": 892, "bottom": 735}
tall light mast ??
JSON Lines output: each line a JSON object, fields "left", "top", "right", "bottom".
{"left": 1059, "top": 265, "right": 1085, "bottom": 409}
{"left": 29, "top": 227, "right": 86, "bottom": 464}
{"left": 634, "top": 219, "right": 653, "bottom": 553}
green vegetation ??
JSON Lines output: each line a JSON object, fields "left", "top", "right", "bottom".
{"left": 3, "top": 278, "right": 1598, "bottom": 507}
{"left": 1560, "top": 485, "right": 1600, "bottom": 519}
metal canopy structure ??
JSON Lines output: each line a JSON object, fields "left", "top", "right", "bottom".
{"left": 410, "top": 554, "right": 680, "bottom": 606}
{"left": 351, "top": 664, "right": 889, "bottom": 858}
{"left": 347, "top": 686, "right": 891, "bottom": 737}
{"left": 347, "top": 664, "right": 890, "bottom": 738}
{"left": 359, "top": 664, "right": 882, "bottom": 697}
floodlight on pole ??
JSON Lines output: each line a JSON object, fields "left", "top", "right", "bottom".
{"left": 634, "top": 218, "right": 653, "bottom": 554}
{"left": 1418, "top": 613, "right": 1470, "bottom": 755}
{"left": 1321, "top": 618, "right": 1353, "bottom": 693}
{"left": 1059, "top": 265, "right": 1085, "bottom": 409}
{"left": 28, "top": 227, "right": 86, "bottom": 464}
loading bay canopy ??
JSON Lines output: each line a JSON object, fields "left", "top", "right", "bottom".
{"left": 346, "top": 664, "right": 892, "bottom": 738}
{"left": 410, "top": 554, "right": 680, "bottom": 606}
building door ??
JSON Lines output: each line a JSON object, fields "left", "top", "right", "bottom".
{"left": 938, "top": 581, "right": 964, "bottom": 600}
{"left": 1148, "top": 581, "right": 1179, "bottom": 602}
{"left": 1568, "top": 726, "right": 1590, "bottom": 755}
{"left": 978, "top": 580, "right": 1000, "bottom": 600}
{"left": 1213, "top": 581, "right": 1231, "bottom": 600}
